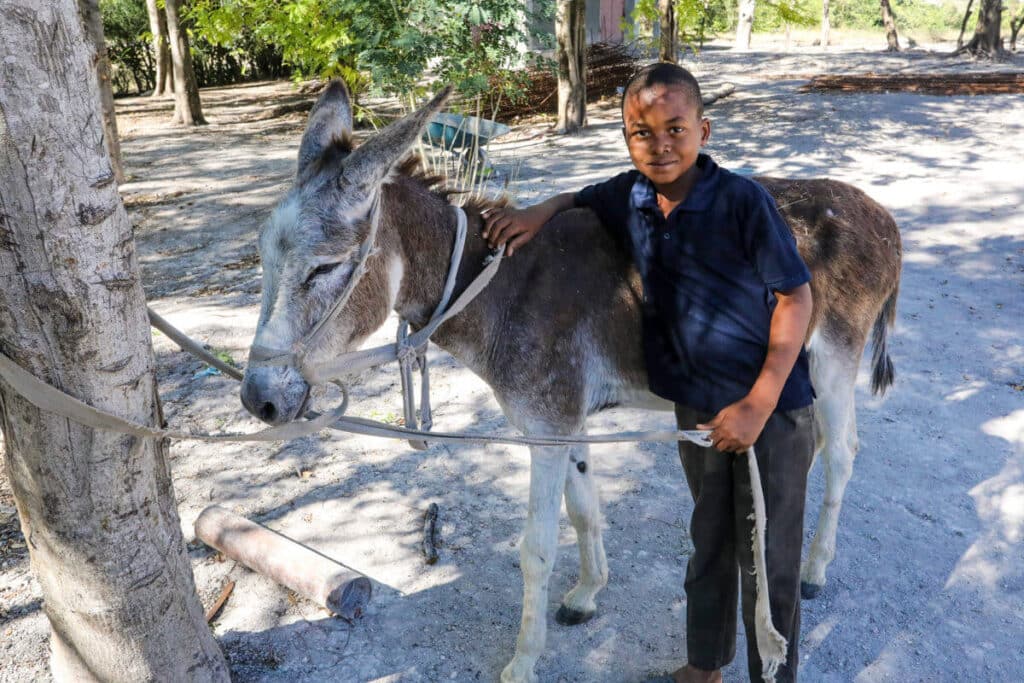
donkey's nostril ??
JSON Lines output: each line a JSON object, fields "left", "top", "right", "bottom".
{"left": 258, "top": 402, "right": 278, "bottom": 423}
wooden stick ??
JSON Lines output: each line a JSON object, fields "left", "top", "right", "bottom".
{"left": 194, "top": 505, "right": 372, "bottom": 620}
{"left": 204, "top": 580, "right": 235, "bottom": 623}
{"left": 422, "top": 503, "right": 439, "bottom": 565}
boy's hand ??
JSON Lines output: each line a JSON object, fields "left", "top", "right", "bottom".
{"left": 481, "top": 206, "right": 548, "bottom": 256}
{"left": 697, "top": 395, "right": 774, "bottom": 453}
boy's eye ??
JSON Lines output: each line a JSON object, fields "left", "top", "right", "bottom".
{"left": 670, "top": 127, "right": 684, "bottom": 134}
{"left": 633, "top": 130, "right": 650, "bottom": 138}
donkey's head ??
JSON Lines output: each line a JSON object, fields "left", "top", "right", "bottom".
{"left": 241, "top": 80, "right": 451, "bottom": 425}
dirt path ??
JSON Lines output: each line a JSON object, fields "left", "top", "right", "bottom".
{"left": 2, "top": 44, "right": 1023, "bottom": 682}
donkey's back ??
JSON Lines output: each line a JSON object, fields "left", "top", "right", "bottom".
{"left": 484, "top": 176, "right": 901, "bottom": 422}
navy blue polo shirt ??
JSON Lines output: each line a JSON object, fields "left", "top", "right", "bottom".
{"left": 575, "top": 154, "right": 814, "bottom": 414}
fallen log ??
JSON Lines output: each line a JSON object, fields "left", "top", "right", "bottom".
{"left": 194, "top": 505, "right": 372, "bottom": 620}
{"left": 702, "top": 83, "right": 736, "bottom": 106}
{"left": 800, "top": 72, "right": 1024, "bottom": 96}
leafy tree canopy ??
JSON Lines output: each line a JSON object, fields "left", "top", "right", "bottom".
{"left": 190, "top": 0, "right": 549, "bottom": 108}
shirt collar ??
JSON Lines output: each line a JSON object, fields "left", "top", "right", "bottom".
{"left": 630, "top": 153, "right": 721, "bottom": 215}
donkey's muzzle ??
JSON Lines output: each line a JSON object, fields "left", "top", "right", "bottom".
{"left": 240, "top": 365, "right": 310, "bottom": 426}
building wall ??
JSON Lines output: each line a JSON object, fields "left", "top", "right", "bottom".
{"left": 530, "top": 0, "right": 640, "bottom": 49}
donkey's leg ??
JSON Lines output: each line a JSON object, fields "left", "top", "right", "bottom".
{"left": 501, "top": 445, "right": 571, "bottom": 683}
{"left": 556, "top": 444, "right": 608, "bottom": 625}
{"left": 801, "top": 333, "right": 862, "bottom": 599}
{"left": 847, "top": 399, "right": 860, "bottom": 454}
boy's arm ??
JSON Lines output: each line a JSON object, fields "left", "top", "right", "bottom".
{"left": 482, "top": 192, "right": 576, "bottom": 256}
{"left": 698, "top": 282, "right": 813, "bottom": 453}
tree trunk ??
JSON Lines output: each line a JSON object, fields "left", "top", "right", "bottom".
{"left": 145, "top": 0, "right": 172, "bottom": 96}
{"left": 1010, "top": 10, "right": 1024, "bottom": 51}
{"left": 821, "top": 0, "right": 831, "bottom": 49}
{"left": 658, "top": 0, "right": 677, "bottom": 63}
{"left": 880, "top": 0, "right": 900, "bottom": 51}
{"left": 77, "top": 0, "right": 124, "bottom": 184}
{"left": 963, "top": 0, "right": 1005, "bottom": 57}
{"left": 735, "top": 0, "right": 756, "bottom": 50}
{"left": 956, "top": 0, "right": 975, "bottom": 49}
{"left": 164, "top": 0, "right": 205, "bottom": 124}
{"left": 0, "top": 3, "right": 229, "bottom": 681}
{"left": 555, "top": 0, "right": 586, "bottom": 133}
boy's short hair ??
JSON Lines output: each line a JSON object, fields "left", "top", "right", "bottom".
{"left": 621, "top": 62, "right": 704, "bottom": 118}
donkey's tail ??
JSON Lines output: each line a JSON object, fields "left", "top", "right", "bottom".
{"left": 870, "top": 284, "right": 899, "bottom": 395}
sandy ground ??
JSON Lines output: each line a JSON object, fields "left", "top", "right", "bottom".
{"left": 2, "top": 42, "right": 1023, "bottom": 682}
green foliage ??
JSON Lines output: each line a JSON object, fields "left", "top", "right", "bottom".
{"left": 189, "top": 0, "right": 544, "bottom": 112}
{"left": 430, "top": 0, "right": 532, "bottom": 102}
{"left": 751, "top": 0, "right": 818, "bottom": 32}
{"left": 100, "top": 0, "right": 286, "bottom": 95}
{"left": 626, "top": 0, "right": 732, "bottom": 52}
{"left": 828, "top": 0, "right": 963, "bottom": 32}
{"left": 100, "top": 0, "right": 154, "bottom": 94}
{"left": 190, "top": 0, "right": 352, "bottom": 80}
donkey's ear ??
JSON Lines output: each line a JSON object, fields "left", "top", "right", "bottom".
{"left": 297, "top": 79, "right": 354, "bottom": 178}
{"left": 340, "top": 86, "right": 453, "bottom": 189}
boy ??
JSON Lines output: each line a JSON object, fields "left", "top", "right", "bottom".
{"left": 482, "top": 63, "right": 815, "bottom": 683}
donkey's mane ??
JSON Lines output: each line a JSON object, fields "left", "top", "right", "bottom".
{"left": 393, "top": 154, "right": 511, "bottom": 214}
{"left": 312, "top": 134, "right": 511, "bottom": 215}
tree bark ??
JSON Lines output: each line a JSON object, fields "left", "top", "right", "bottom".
{"left": 145, "top": 0, "right": 172, "bottom": 96}
{"left": 735, "top": 0, "right": 756, "bottom": 50}
{"left": 555, "top": 0, "right": 586, "bottom": 133}
{"left": 963, "top": 0, "right": 1005, "bottom": 57}
{"left": 164, "top": 0, "right": 205, "bottom": 124}
{"left": 880, "top": 0, "right": 901, "bottom": 51}
{"left": 658, "top": 0, "right": 677, "bottom": 63}
{"left": 821, "top": 0, "right": 831, "bottom": 49}
{"left": 77, "top": 0, "right": 124, "bottom": 183}
{"left": 0, "top": 2, "right": 229, "bottom": 681}
{"left": 1009, "top": 9, "right": 1023, "bottom": 51}
{"left": 956, "top": 0, "right": 976, "bottom": 50}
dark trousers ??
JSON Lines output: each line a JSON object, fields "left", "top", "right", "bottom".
{"left": 675, "top": 404, "right": 815, "bottom": 683}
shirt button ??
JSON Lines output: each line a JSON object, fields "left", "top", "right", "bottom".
{"left": 663, "top": 232, "right": 670, "bottom": 239}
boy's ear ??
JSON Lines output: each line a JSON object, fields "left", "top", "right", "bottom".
{"left": 700, "top": 118, "right": 711, "bottom": 146}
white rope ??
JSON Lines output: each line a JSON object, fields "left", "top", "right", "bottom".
{"left": 394, "top": 205, "right": 468, "bottom": 449}
{"left": 0, "top": 350, "right": 714, "bottom": 449}
{"left": 746, "top": 446, "right": 787, "bottom": 682}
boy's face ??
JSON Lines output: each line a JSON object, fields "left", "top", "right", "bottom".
{"left": 621, "top": 84, "right": 711, "bottom": 192}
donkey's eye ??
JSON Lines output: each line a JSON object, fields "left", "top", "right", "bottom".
{"left": 304, "top": 262, "right": 341, "bottom": 286}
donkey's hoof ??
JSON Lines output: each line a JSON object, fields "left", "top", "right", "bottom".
{"left": 555, "top": 604, "right": 595, "bottom": 626}
{"left": 801, "top": 581, "right": 822, "bottom": 600}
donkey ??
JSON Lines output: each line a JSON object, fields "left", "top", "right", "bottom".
{"left": 240, "top": 82, "right": 901, "bottom": 682}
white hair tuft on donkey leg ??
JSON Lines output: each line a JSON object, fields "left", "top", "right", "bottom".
{"left": 501, "top": 445, "right": 571, "bottom": 683}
